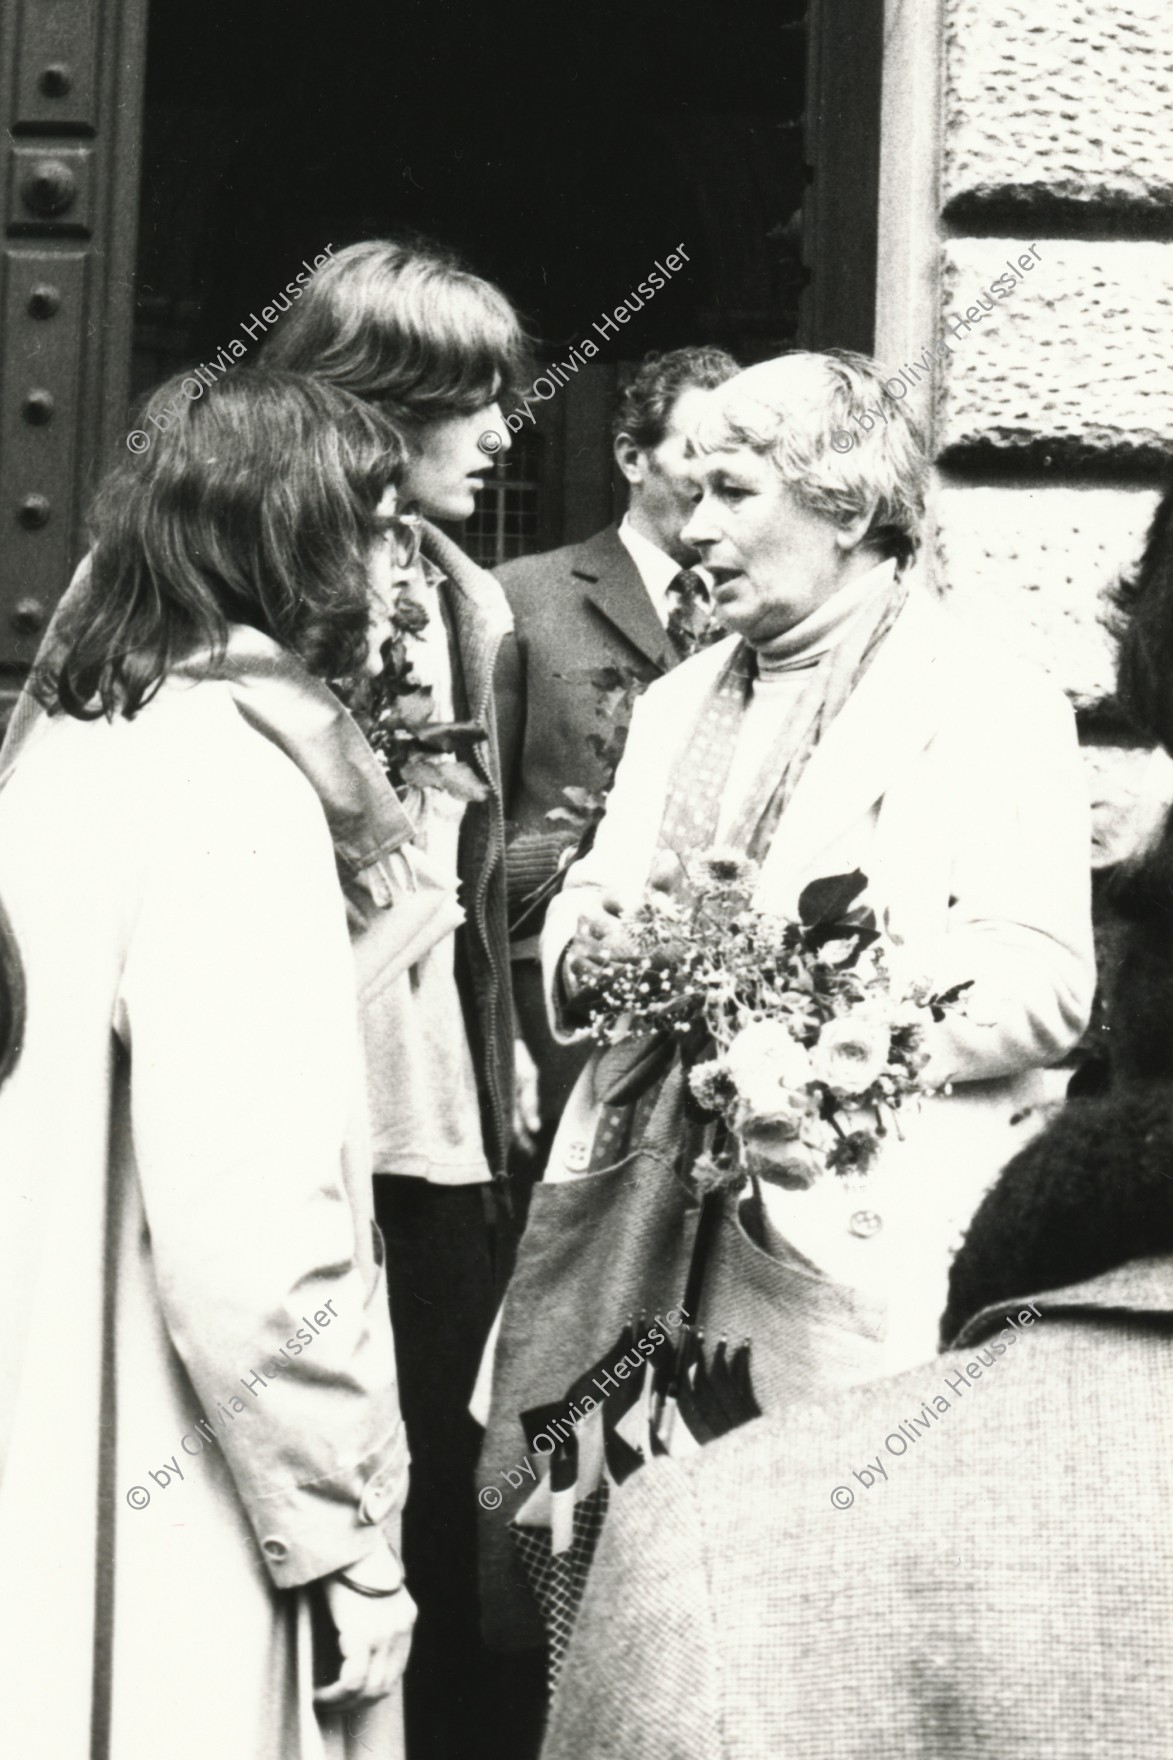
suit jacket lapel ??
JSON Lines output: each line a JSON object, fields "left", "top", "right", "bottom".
{"left": 573, "top": 525, "right": 677, "bottom": 672}
{"left": 758, "top": 590, "right": 958, "bottom": 895}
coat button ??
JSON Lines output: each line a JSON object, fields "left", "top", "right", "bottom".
{"left": 359, "top": 1477, "right": 394, "bottom": 1525}
{"left": 261, "top": 1536, "right": 289, "bottom": 1562}
{"left": 565, "top": 1138, "right": 590, "bottom": 1173}
{"left": 849, "top": 1209, "right": 883, "bottom": 1238}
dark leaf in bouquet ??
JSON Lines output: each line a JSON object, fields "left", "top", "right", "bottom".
{"left": 797, "top": 870, "right": 869, "bottom": 929}
{"left": 585, "top": 734, "right": 610, "bottom": 760}
{"left": 826, "top": 1129, "right": 882, "bottom": 1175}
{"left": 928, "top": 978, "right": 975, "bottom": 1021}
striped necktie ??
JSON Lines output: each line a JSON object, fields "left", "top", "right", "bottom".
{"left": 665, "top": 567, "right": 715, "bottom": 659}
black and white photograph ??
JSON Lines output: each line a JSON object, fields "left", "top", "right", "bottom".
{"left": 1, "top": 2, "right": 1171, "bottom": 1756}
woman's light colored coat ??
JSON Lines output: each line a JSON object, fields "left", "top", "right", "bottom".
{"left": 541, "top": 588, "right": 1095, "bottom": 1360}
{"left": 0, "top": 680, "right": 407, "bottom": 1760}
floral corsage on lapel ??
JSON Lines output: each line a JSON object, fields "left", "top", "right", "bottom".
{"left": 333, "top": 515, "right": 488, "bottom": 806}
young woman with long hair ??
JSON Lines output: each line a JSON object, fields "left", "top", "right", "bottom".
{"left": 0, "top": 368, "right": 418, "bottom": 1760}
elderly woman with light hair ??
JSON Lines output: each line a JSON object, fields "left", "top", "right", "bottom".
{"left": 477, "top": 350, "right": 1094, "bottom": 1655}
{"left": 498, "top": 348, "right": 1095, "bottom": 1371}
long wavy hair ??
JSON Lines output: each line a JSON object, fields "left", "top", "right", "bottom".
{"left": 40, "top": 368, "right": 404, "bottom": 720}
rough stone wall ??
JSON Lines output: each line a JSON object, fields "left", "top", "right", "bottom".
{"left": 934, "top": 1, "right": 1173, "bottom": 868}
{"left": 943, "top": 2, "right": 1173, "bottom": 213}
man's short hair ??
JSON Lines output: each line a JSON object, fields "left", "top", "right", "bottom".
{"left": 613, "top": 346, "right": 740, "bottom": 449}
{"left": 693, "top": 349, "right": 928, "bottom": 568}
{"left": 261, "top": 237, "right": 529, "bottom": 426}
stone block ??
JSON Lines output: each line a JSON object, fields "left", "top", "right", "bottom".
{"left": 943, "top": 0, "right": 1173, "bottom": 210}
{"left": 937, "top": 239, "right": 1173, "bottom": 457}
{"left": 932, "top": 483, "right": 1161, "bottom": 706}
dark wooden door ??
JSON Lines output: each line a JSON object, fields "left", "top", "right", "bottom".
{"left": 0, "top": 0, "right": 148, "bottom": 730}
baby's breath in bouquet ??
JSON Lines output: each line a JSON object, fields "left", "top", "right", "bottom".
{"left": 583, "top": 853, "right": 970, "bottom": 1190}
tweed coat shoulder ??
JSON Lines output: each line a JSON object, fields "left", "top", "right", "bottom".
{"left": 544, "top": 1255, "right": 1173, "bottom": 1760}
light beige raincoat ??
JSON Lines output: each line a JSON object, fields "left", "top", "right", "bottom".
{"left": 0, "top": 668, "right": 409, "bottom": 1760}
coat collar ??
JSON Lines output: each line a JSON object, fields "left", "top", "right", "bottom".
{"left": 419, "top": 520, "right": 511, "bottom": 795}
{"left": 571, "top": 523, "right": 677, "bottom": 672}
{"left": 756, "top": 585, "right": 960, "bottom": 898}
{"left": 170, "top": 626, "right": 418, "bottom": 895}
{"left": 954, "top": 1254, "right": 1173, "bottom": 1348}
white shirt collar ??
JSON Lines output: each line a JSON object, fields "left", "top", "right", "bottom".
{"left": 617, "top": 514, "right": 682, "bottom": 627}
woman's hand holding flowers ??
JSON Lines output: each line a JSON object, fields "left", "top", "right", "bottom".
{"left": 562, "top": 891, "right": 642, "bottom": 1008}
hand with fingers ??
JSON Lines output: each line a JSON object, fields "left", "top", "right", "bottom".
{"left": 561, "top": 890, "right": 640, "bottom": 1010}
{"left": 313, "top": 1537, "right": 416, "bottom": 1712}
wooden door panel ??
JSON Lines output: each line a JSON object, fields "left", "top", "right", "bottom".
{"left": 0, "top": 0, "right": 147, "bottom": 730}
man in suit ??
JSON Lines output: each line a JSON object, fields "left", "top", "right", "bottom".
{"left": 542, "top": 1085, "right": 1173, "bottom": 1760}
{"left": 495, "top": 346, "right": 738, "bottom": 1150}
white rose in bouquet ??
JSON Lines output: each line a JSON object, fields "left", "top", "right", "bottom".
{"left": 811, "top": 1014, "right": 890, "bottom": 1096}
{"left": 724, "top": 1019, "right": 813, "bottom": 1115}
{"left": 720, "top": 1021, "right": 823, "bottom": 1184}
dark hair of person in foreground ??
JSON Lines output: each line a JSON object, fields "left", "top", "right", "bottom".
{"left": 38, "top": 368, "right": 403, "bottom": 722}
{"left": 1110, "top": 473, "right": 1173, "bottom": 752}
{"left": 940, "top": 1085, "right": 1173, "bottom": 1345}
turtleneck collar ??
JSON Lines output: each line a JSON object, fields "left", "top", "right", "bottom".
{"left": 751, "top": 557, "right": 899, "bottom": 677}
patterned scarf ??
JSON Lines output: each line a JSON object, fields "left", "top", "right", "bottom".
{"left": 588, "top": 561, "right": 907, "bottom": 1171}
{"left": 659, "top": 562, "right": 907, "bottom": 868}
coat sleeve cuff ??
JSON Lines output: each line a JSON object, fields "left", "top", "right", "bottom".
{"left": 541, "top": 891, "right": 596, "bottom": 1044}
{"left": 246, "top": 1420, "right": 410, "bottom": 1590}
{"left": 506, "top": 828, "right": 580, "bottom": 917}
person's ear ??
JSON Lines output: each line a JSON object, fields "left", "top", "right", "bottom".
{"left": 834, "top": 496, "right": 879, "bottom": 553}
{"left": 613, "top": 431, "right": 645, "bottom": 488}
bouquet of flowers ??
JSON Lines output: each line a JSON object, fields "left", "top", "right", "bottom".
{"left": 581, "top": 852, "right": 970, "bottom": 1189}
